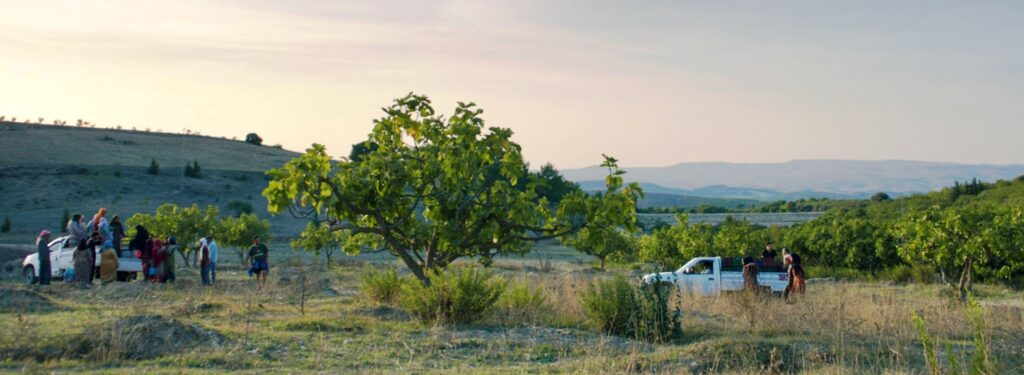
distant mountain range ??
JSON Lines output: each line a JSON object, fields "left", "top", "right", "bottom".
{"left": 565, "top": 160, "right": 1024, "bottom": 201}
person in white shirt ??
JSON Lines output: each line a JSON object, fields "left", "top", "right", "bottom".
{"left": 207, "top": 236, "right": 219, "bottom": 285}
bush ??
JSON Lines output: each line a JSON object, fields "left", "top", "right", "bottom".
{"left": 360, "top": 267, "right": 402, "bottom": 304}
{"left": 877, "top": 264, "right": 936, "bottom": 284}
{"left": 399, "top": 267, "right": 505, "bottom": 325}
{"left": 184, "top": 161, "right": 202, "bottom": 178}
{"left": 498, "top": 279, "right": 548, "bottom": 323}
{"left": 581, "top": 276, "right": 679, "bottom": 342}
{"left": 245, "top": 133, "right": 263, "bottom": 145}
{"left": 147, "top": 159, "right": 160, "bottom": 175}
{"left": 0, "top": 216, "right": 9, "bottom": 233}
{"left": 226, "top": 200, "right": 254, "bottom": 217}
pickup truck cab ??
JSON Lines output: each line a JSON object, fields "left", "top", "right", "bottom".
{"left": 642, "top": 256, "right": 788, "bottom": 296}
{"left": 23, "top": 235, "right": 143, "bottom": 284}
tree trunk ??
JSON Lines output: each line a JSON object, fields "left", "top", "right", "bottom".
{"left": 599, "top": 256, "right": 606, "bottom": 270}
{"left": 957, "top": 257, "right": 974, "bottom": 303}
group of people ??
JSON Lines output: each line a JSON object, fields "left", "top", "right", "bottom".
{"left": 33, "top": 207, "right": 272, "bottom": 289}
{"left": 741, "top": 242, "right": 807, "bottom": 303}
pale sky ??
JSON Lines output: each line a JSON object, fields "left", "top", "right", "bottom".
{"left": 2, "top": 1, "right": 1022, "bottom": 168}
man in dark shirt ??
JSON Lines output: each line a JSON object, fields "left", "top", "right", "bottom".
{"left": 762, "top": 242, "right": 778, "bottom": 267}
{"left": 247, "top": 235, "right": 270, "bottom": 290}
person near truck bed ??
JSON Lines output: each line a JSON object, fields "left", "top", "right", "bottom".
{"left": 151, "top": 239, "right": 165, "bottom": 283}
{"left": 100, "top": 247, "right": 119, "bottom": 285}
{"left": 783, "top": 253, "right": 806, "bottom": 303}
{"left": 110, "top": 216, "right": 125, "bottom": 253}
{"left": 742, "top": 256, "right": 759, "bottom": 292}
{"left": 67, "top": 214, "right": 87, "bottom": 244}
{"left": 762, "top": 242, "right": 778, "bottom": 267}
{"left": 131, "top": 225, "right": 151, "bottom": 277}
{"left": 88, "top": 208, "right": 112, "bottom": 248}
{"left": 74, "top": 232, "right": 101, "bottom": 285}
{"left": 36, "top": 230, "right": 52, "bottom": 285}
{"left": 248, "top": 236, "right": 269, "bottom": 290}
{"left": 161, "top": 237, "right": 177, "bottom": 284}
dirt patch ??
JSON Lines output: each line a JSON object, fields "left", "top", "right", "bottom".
{"left": 0, "top": 287, "right": 57, "bottom": 313}
{"left": 356, "top": 305, "right": 409, "bottom": 321}
{"left": 68, "top": 314, "right": 229, "bottom": 360}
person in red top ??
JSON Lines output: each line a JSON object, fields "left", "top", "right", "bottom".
{"left": 151, "top": 239, "right": 165, "bottom": 283}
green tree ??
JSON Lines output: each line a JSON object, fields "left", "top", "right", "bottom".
{"left": 127, "top": 204, "right": 221, "bottom": 266}
{"left": 0, "top": 216, "right": 10, "bottom": 233}
{"left": 263, "top": 93, "right": 642, "bottom": 284}
{"left": 290, "top": 221, "right": 348, "bottom": 268}
{"left": 245, "top": 133, "right": 263, "bottom": 145}
{"left": 711, "top": 217, "right": 758, "bottom": 258}
{"left": 147, "top": 159, "right": 160, "bottom": 175}
{"left": 529, "top": 163, "right": 581, "bottom": 205}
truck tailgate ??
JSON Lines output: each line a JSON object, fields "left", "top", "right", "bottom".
{"left": 119, "top": 258, "right": 143, "bottom": 272}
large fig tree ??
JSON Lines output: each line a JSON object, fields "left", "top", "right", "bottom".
{"left": 263, "top": 93, "right": 642, "bottom": 283}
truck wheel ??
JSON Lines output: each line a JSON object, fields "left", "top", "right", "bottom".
{"left": 117, "top": 272, "right": 129, "bottom": 282}
{"left": 23, "top": 266, "right": 37, "bottom": 285}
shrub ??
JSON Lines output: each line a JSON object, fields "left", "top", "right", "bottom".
{"left": 0, "top": 216, "right": 9, "bottom": 233}
{"left": 184, "top": 161, "right": 202, "bottom": 178}
{"left": 226, "top": 200, "right": 254, "bottom": 216}
{"left": 498, "top": 279, "right": 548, "bottom": 323}
{"left": 399, "top": 267, "right": 505, "bottom": 324}
{"left": 245, "top": 133, "right": 263, "bottom": 145}
{"left": 581, "top": 276, "right": 679, "bottom": 342}
{"left": 360, "top": 267, "right": 402, "bottom": 304}
{"left": 147, "top": 159, "right": 160, "bottom": 175}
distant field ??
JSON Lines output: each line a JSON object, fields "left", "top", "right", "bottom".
{"left": 640, "top": 212, "right": 824, "bottom": 227}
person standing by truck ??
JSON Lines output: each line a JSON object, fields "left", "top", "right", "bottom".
{"left": 199, "top": 238, "right": 211, "bottom": 286}
{"left": 248, "top": 236, "right": 270, "bottom": 290}
{"left": 762, "top": 242, "right": 778, "bottom": 268}
{"left": 742, "top": 256, "right": 759, "bottom": 292}
{"left": 161, "top": 237, "right": 177, "bottom": 284}
{"left": 74, "top": 232, "right": 101, "bottom": 285}
{"left": 99, "top": 247, "right": 119, "bottom": 285}
{"left": 110, "top": 216, "right": 125, "bottom": 253}
{"left": 784, "top": 253, "right": 806, "bottom": 303}
{"left": 36, "top": 230, "right": 52, "bottom": 285}
{"left": 67, "top": 214, "right": 87, "bottom": 245}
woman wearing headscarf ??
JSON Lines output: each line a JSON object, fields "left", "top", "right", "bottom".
{"left": 89, "top": 208, "right": 112, "bottom": 249}
{"left": 130, "top": 225, "right": 151, "bottom": 277}
{"left": 161, "top": 237, "right": 177, "bottom": 284}
{"left": 74, "top": 232, "right": 101, "bottom": 285}
{"left": 199, "top": 238, "right": 211, "bottom": 286}
{"left": 109, "top": 216, "right": 125, "bottom": 253}
{"left": 67, "top": 213, "right": 87, "bottom": 244}
{"left": 100, "top": 246, "right": 119, "bottom": 285}
{"left": 151, "top": 239, "right": 165, "bottom": 283}
{"left": 36, "top": 230, "right": 53, "bottom": 285}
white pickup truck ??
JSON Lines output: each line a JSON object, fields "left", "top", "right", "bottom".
{"left": 22, "top": 235, "right": 143, "bottom": 284}
{"left": 642, "top": 256, "right": 789, "bottom": 296}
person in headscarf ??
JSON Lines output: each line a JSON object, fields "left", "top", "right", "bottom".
{"left": 67, "top": 213, "right": 87, "bottom": 244}
{"left": 74, "top": 232, "right": 101, "bottom": 285}
{"left": 100, "top": 247, "right": 119, "bottom": 285}
{"left": 742, "top": 256, "right": 759, "bottom": 293}
{"left": 36, "top": 230, "right": 53, "bottom": 285}
{"left": 162, "top": 237, "right": 177, "bottom": 284}
{"left": 151, "top": 239, "right": 165, "bottom": 283}
{"left": 784, "top": 253, "right": 807, "bottom": 303}
{"left": 109, "top": 216, "right": 125, "bottom": 253}
{"left": 130, "top": 225, "right": 151, "bottom": 278}
{"left": 199, "top": 238, "right": 211, "bottom": 286}
{"left": 89, "top": 208, "right": 112, "bottom": 249}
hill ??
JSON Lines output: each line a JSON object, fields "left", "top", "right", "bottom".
{"left": 564, "top": 160, "right": 1024, "bottom": 200}
{"left": 0, "top": 122, "right": 307, "bottom": 238}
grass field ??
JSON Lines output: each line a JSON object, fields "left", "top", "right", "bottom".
{"left": 1, "top": 243, "right": 1021, "bottom": 374}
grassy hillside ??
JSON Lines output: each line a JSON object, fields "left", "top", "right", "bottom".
{"left": 0, "top": 122, "right": 308, "bottom": 239}
{"left": 0, "top": 122, "right": 299, "bottom": 171}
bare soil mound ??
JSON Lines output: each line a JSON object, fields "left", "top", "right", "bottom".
{"left": 70, "top": 314, "right": 228, "bottom": 360}
{"left": 0, "top": 287, "right": 57, "bottom": 313}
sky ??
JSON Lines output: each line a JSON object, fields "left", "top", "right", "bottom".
{"left": 2, "top": 1, "right": 1023, "bottom": 169}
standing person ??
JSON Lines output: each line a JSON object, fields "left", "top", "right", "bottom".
{"left": 247, "top": 236, "right": 269, "bottom": 290}
{"left": 130, "top": 225, "right": 151, "bottom": 277}
{"left": 67, "top": 214, "right": 87, "bottom": 244}
{"left": 742, "top": 256, "right": 759, "bottom": 293}
{"left": 85, "top": 231, "right": 100, "bottom": 282}
{"left": 762, "top": 242, "right": 778, "bottom": 268}
{"left": 199, "top": 238, "right": 211, "bottom": 286}
{"left": 36, "top": 230, "right": 53, "bottom": 285}
{"left": 89, "top": 208, "right": 112, "bottom": 249}
{"left": 784, "top": 253, "right": 807, "bottom": 303}
{"left": 207, "top": 236, "right": 219, "bottom": 285}
{"left": 162, "top": 237, "right": 177, "bottom": 284}
{"left": 99, "top": 247, "right": 119, "bottom": 285}
{"left": 109, "top": 216, "right": 125, "bottom": 254}
{"left": 74, "top": 233, "right": 100, "bottom": 285}
{"left": 151, "top": 239, "right": 165, "bottom": 283}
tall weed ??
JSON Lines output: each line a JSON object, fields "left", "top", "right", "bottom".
{"left": 399, "top": 267, "right": 506, "bottom": 324}
{"left": 580, "top": 276, "right": 679, "bottom": 342}
{"left": 359, "top": 267, "right": 402, "bottom": 304}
